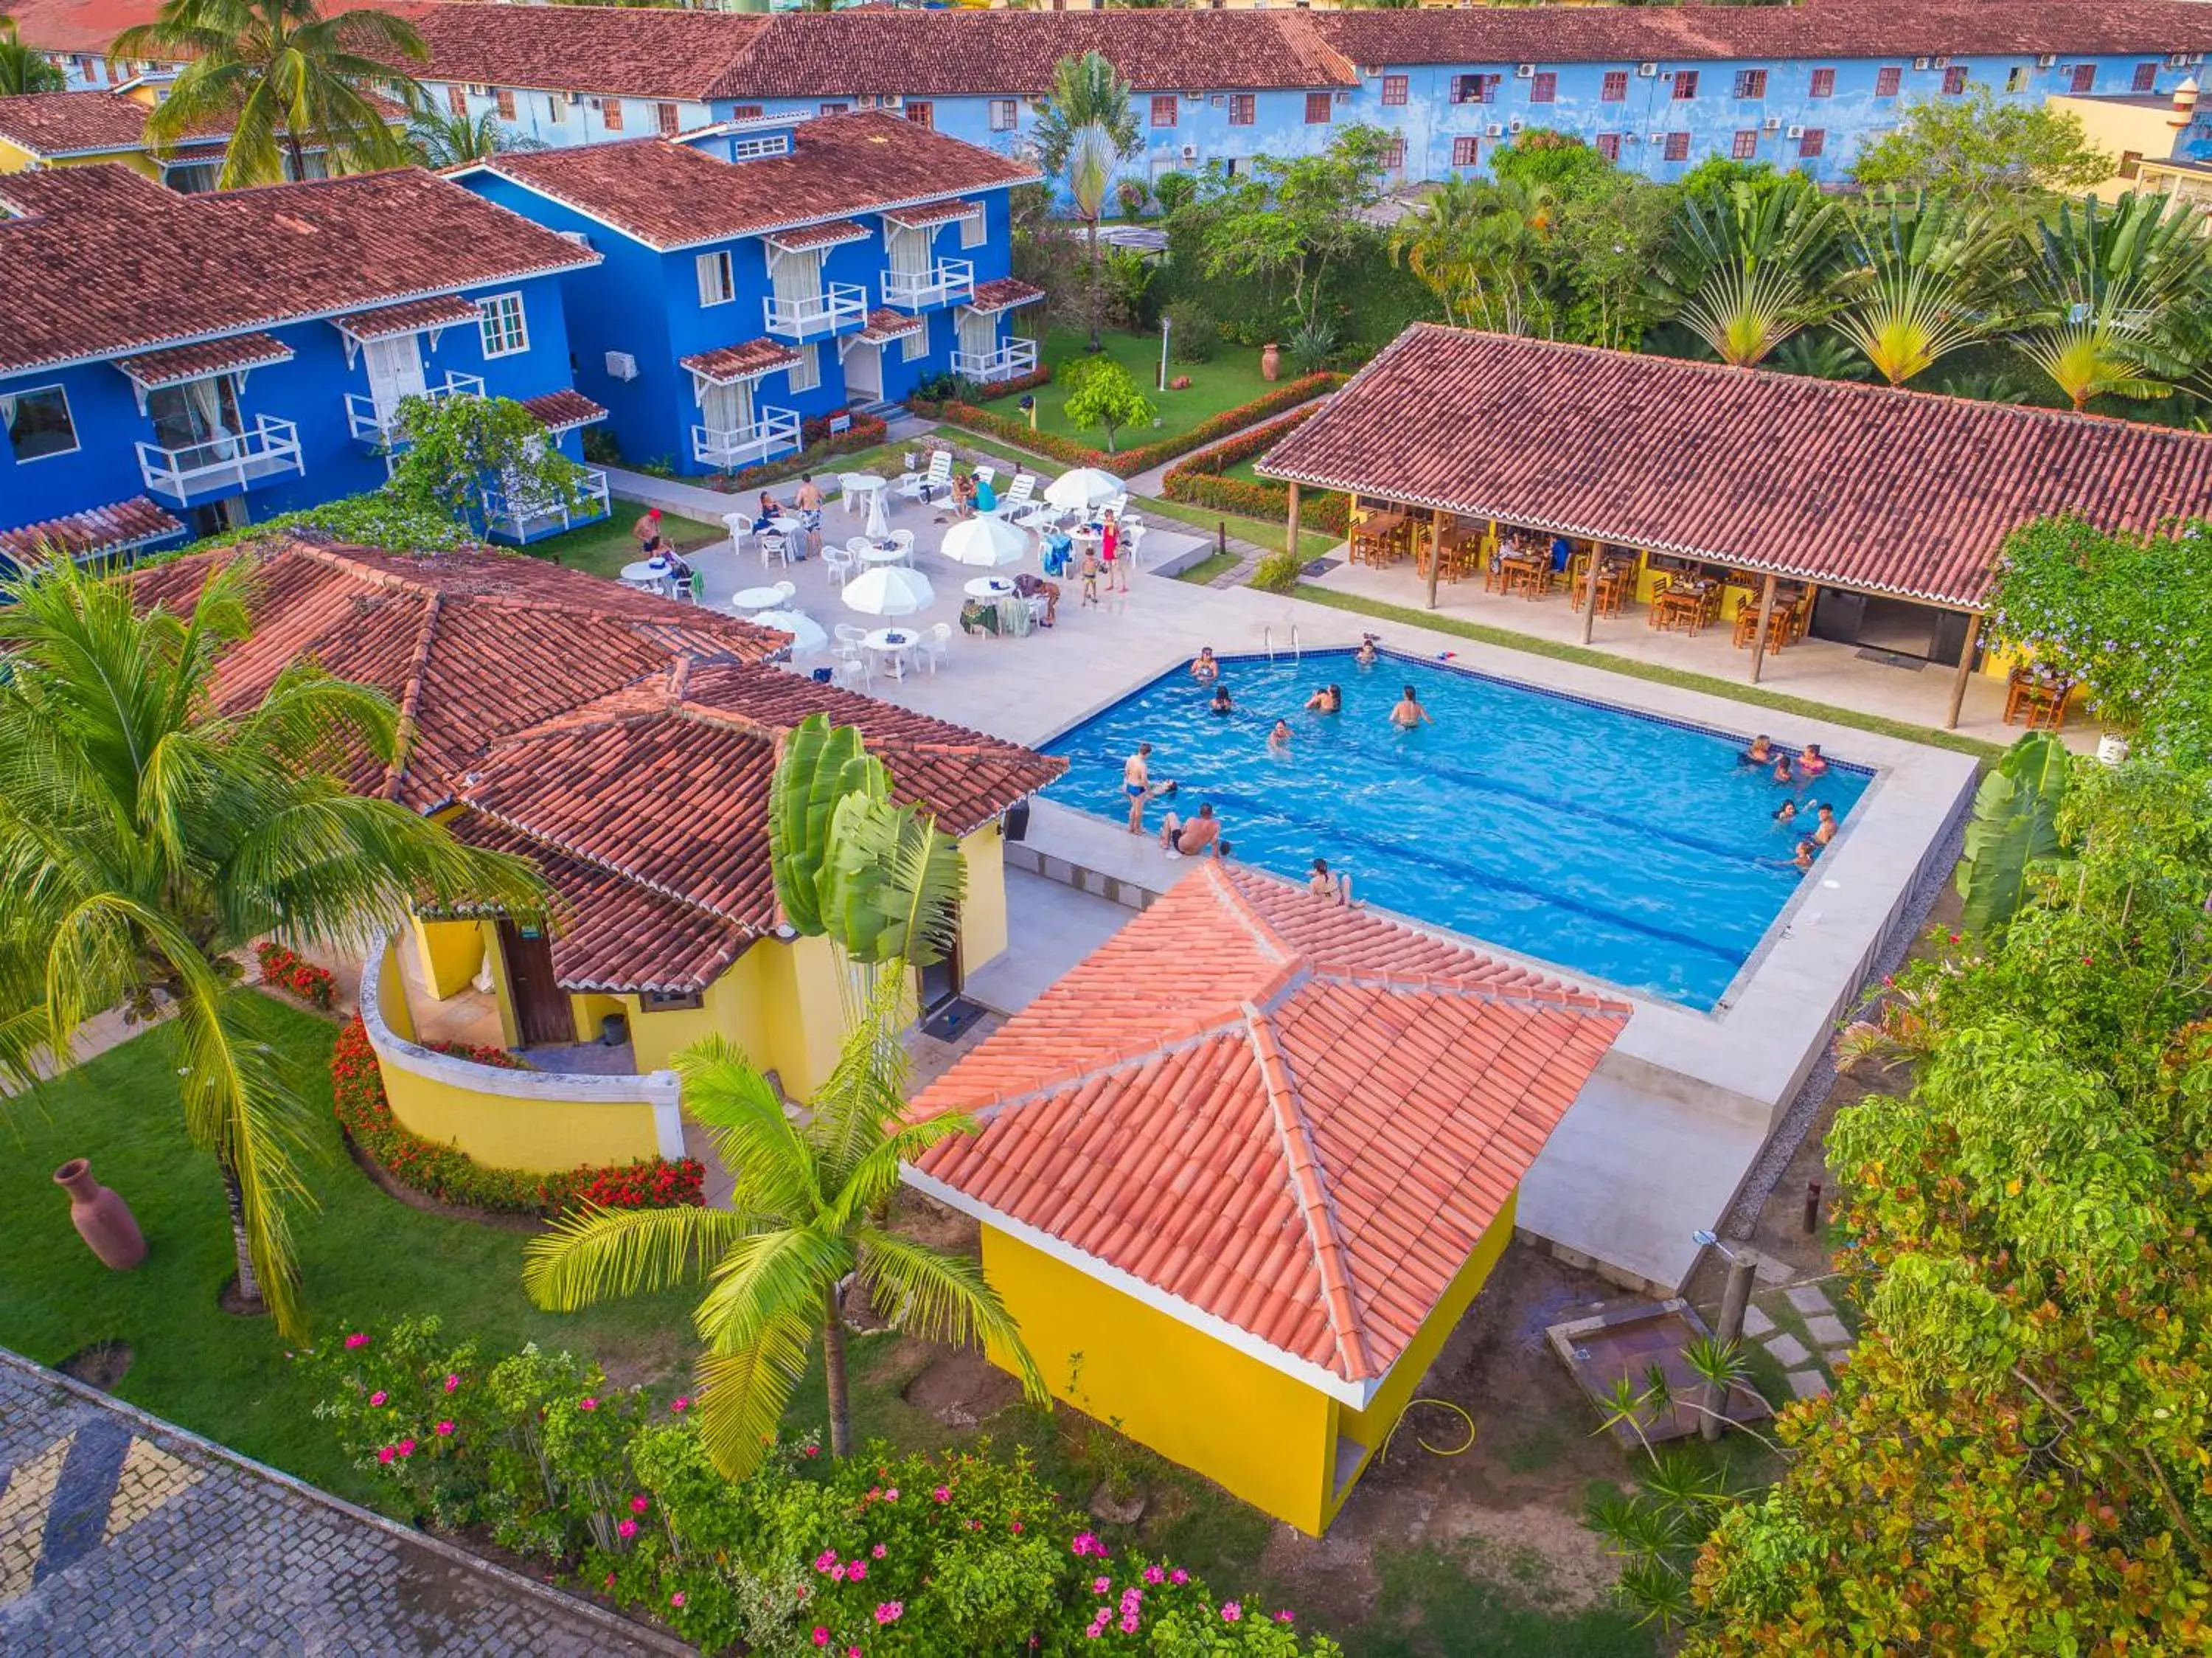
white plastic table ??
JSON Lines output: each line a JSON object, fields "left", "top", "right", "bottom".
{"left": 858, "top": 541, "right": 909, "bottom": 566}
{"left": 964, "top": 577, "right": 1016, "bottom": 600}
{"left": 730, "top": 584, "right": 787, "bottom": 611}
{"left": 619, "top": 558, "right": 673, "bottom": 593}
{"left": 863, "top": 625, "right": 920, "bottom": 680}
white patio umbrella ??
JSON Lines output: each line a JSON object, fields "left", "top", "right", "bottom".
{"left": 748, "top": 608, "right": 827, "bottom": 656}
{"left": 1043, "top": 468, "right": 1125, "bottom": 511}
{"left": 939, "top": 516, "right": 1028, "bottom": 568}
{"left": 841, "top": 565, "right": 936, "bottom": 617}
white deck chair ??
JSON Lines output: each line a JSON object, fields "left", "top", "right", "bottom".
{"left": 996, "top": 474, "right": 1035, "bottom": 517}
{"left": 721, "top": 513, "right": 751, "bottom": 562}
{"left": 900, "top": 451, "right": 952, "bottom": 503}
{"left": 758, "top": 530, "right": 790, "bottom": 571}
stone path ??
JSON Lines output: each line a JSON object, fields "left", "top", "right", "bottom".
{"left": 0, "top": 1350, "right": 688, "bottom": 1656}
{"left": 1745, "top": 1275, "right": 1857, "bottom": 1402}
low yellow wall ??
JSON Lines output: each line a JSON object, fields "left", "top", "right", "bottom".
{"left": 958, "top": 822, "right": 1009, "bottom": 971}
{"left": 0, "top": 142, "right": 160, "bottom": 178}
{"left": 411, "top": 918, "right": 485, "bottom": 1000}
{"left": 978, "top": 1227, "right": 1338, "bottom": 1534}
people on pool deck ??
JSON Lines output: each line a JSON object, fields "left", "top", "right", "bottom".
{"left": 1209, "top": 684, "right": 1234, "bottom": 716}
{"left": 1079, "top": 548, "right": 1102, "bottom": 607}
{"left": 1773, "top": 799, "right": 1798, "bottom": 826}
{"left": 1268, "top": 718, "right": 1293, "bottom": 752}
{"left": 1390, "top": 685, "right": 1433, "bottom": 729}
{"left": 1355, "top": 636, "right": 1380, "bottom": 669}
{"left": 632, "top": 507, "right": 664, "bottom": 557}
{"left": 1811, "top": 802, "right": 1838, "bottom": 845}
{"left": 1103, "top": 511, "right": 1128, "bottom": 593}
{"left": 1192, "top": 647, "right": 1220, "bottom": 684}
{"left": 973, "top": 472, "right": 998, "bottom": 516}
{"left": 1159, "top": 802, "right": 1220, "bottom": 858}
{"left": 1014, "top": 571, "right": 1059, "bottom": 628}
{"left": 1741, "top": 734, "right": 1774, "bottom": 767}
{"left": 1798, "top": 743, "right": 1829, "bottom": 779}
{"left": 1310, "top": 857, "right": 1352, "bottom": 905}
{"left": 1305, "top": 684, "right": 1343, "bottom": 713}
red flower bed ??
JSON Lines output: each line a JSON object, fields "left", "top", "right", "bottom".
{"left": 1161, "top": 400, "right": 1350, "bottom": 534}
{"left": 330, "top": 1016, "right": 704, "bottom": 1216}
{"left": 257, "top": 942, "right": 338, "bottom": 1011}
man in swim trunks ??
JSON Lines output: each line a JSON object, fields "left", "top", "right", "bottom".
{"left": 1390, "top": 685, "right": 1433, "bottom": 729}
{"left": 1811, "top": 802, "right": 1838, "bottom": 845}
{"left": 1124, "top": 742, "right": 1166, "bottom": 834}
{"left": 1158, "top": 802, "right": 1220, "bottom": 858}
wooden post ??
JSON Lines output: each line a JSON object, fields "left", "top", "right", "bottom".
{"left": 1284, "top": 481, "right": 1301, "bottom": 559}
{"left": 1579, "top": 544, "right": 1600, "bottom": 647}
{"left": 1423, "top": 510, "right": 1444, "bottom": 609}
{"left": 1945, "top": 611, "right": 1983, "bottom": 731}
{"left": 1747, "top": 571, "right": 1778, "bottom": 686}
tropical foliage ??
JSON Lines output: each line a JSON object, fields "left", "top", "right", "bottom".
{"left": 1034, "top": 52, "right": 1141, "bottom": 353}
{"left": 383, "top": 392, "right": 588, "bottom": 541}
{"left": 405, "top": 106, "right": 544, "bottom": 167}
{"left": 1183, "top": 126, "right": 1396, "bottom": 335}
{"left": 0, "top": 555, "right": 544, "bottom": 1337}
{"left": 1060, "top": 355, "right": 1156, "bottom": 454}
{"left": 1853, "top": 88, "right": 2118, "bottom": 206}
{"left": 1831, "top": 192, "right": 2008, "bottom": 386}
{"left": 2012, "top": 190, "right": 2210, "bottom": 411}
{"left": 112, "top": 0, "right": 425, "bottom": 189}
{"left": 1952, "top": 732, "right": 2070, "bottom": 933}
{"left": 1649, "top": 177, "right": 1841, "bottom": 368}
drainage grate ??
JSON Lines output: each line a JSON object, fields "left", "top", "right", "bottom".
{"left": 920, "top": 997, "right": 987, "bottom": 1041}
{"left": 1301, "top": 556, "right": 1342, "bottom": 577}
{"left": 1852, "top": 648, "right": 1927, "bottom": 671}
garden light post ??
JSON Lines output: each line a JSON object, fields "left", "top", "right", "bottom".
{"left": 1159, "top": 315, "right": 1170, "bottom": 392}
{"left": 1694, "top": 1229, "right": 1761, "bottom": 1443}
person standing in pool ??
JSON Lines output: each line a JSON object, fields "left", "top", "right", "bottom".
{"left": 1773, "top": 799, "right": 1798, "bottom": 828}
{"left": 1209, "top": 684, "right": 1234, "bottom": 716}
{"left": 1741, "top": 734, "right": 1775, "bottom": 767}
{"left": 1124, "top": 743, "right": 1156, "bottom": 834}
{"left": 1792, "top": 838, "right": 1818, "bottom": 873}
{"left": 1810, "top": 802, "right": 1838, "bottom": 846}
{"left": 1355, "top": 637, "right": 1380, "bottom": 670}
{"left": 1798, "top": 743, "right": 1829, "bottom": 780}
{"left": 1771, "top": 752, "right": 1795, "bottom": 786}
{"left": 1390, "top": 685, "right": 1433, "bottom": 729}
{"left": 1192, "top": 647, "right": 1220, "bottom": 685}
{"left": 1268, "top": 718, "right": 1293, "bottom": 754}
{"left": 1304, "top": 684, "right": 1343, "bottom": 713}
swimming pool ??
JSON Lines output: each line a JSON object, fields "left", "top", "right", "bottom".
{"left": 1043, "top": 649, "right": 1871, "bottom": 1009}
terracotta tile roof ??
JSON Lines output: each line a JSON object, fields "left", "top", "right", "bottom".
{"left": 883, "top": 198, "right": 977, "bottom": 230}
{"left": 521, "top": 389, "right": 608, "bottom": 432}
{"left": 407, "top": 1, "right": 769, "bottom": 101}
{"left": 125, "top": 538, "right": 784, "bottom": 809}
{"left": 908, "top": 862, "right": 1628, "bottom": 1390}
{"left": 479, "top": 114, "right": 1038, "bottom": 252}
{"left": 767, "top": 219, "right": 869, "bottom": 252}
{"left": 1256, "top": 325, "right": 2212, "bottom": 608}
{"left": 0, "top": 90, "right": 176, "bottom": 156}
{"left": 0, "top": 497, "right": 182, "bottom": 569}
{"left": 855, "top": 308, "right": 924, "bottom": 344}
{"left": 332, "top": 294, "right": 484, "bottom": 341}
{"left": 0, "top": 164, "right": 597, "bottom": 376}
{"left": 967, "top": 278, "right": 1046, "bottom": 315}
{"left": 678, "top": 339, "right": 801, "bottom": 384}
{"left": 1311, "top": 0, "right": 2212, "bottom": 66}
{"left": 715, "top": 10, "right": 1358, "bottom": 97}
{"left": 115, "top": 332, "right": 293, "bottom": 387}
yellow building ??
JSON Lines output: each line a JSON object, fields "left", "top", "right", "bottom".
{"left": 903, "top": 861, "right": 1630, "bottom": 1536}
{"left": 2046, "top": 81, "right": 2206, "bottom": 203}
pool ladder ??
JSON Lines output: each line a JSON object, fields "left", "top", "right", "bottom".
{"left": 1262, "top": 623, "right": 1301, "bottom": 663}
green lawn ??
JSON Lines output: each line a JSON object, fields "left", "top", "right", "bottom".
{"left": 0, "top": 995, "right": 695, "bottom": 1510}
{"left": 526, "top": 505, "right": 728, "bottom": 580}
{"left": 976, "top": 329, "right": 1275, "bottom": 449}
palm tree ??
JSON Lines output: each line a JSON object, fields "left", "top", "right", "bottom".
{"left": 1651, "top": 178, "right": 1842, "bottom": 369}
{"left": 1391, "top": 176, "right": 1559, "bottom": 335}
{"left": 1033, "top": 51, "right": 1141, "bottom": 353}
{"left": 0, "top": 15, "right": 67, "bottom": 94}
{"left": 111, "top": 0, "right": 426, "bottom": 190}
{"left": 1832, "top": 193, "right": 2010, "bottom": 388}
{"left": 2013, "top": 190, "right": 2211, "bottom": 412}
{"left": 523, "top": 718, "right": 1044, "bottom": 1473}
{"left": 405, "top": 107, "right": 544, "bottom": 169}
{"left": 0, "top": 554, "right": 546, "bottom": 1338}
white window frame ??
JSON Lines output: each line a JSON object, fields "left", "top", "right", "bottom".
{"left": 1, "top": 383, "right": 80, "bottom": 462}
{"left": 478, "top": 291, "right": 529, "bottom": 358}
{"left": 696, "top": 249, "right": 735, "bottom": 308}
{"left": 989, "top": 97, "right": 1018, "bottom": 132}
{"left": 787, "top": 343, "right": 820, "bottom": 395}
{"left": 731, "top": 133, "right": 790, "bottom": 160}
{"left": 959, "top": 207, "right": 986, "bottom": 250}
{"left": 900, "top": 319, "right": 928, "bottom": 363}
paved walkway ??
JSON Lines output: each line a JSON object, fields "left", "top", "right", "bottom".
{"left": 1742, "top": 1275, "right": 1857, "bottom": 1401}
{"left": 0, "top": 1349, "right": 688, "bottom": 1656}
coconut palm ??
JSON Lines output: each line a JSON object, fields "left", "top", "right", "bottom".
{"left": 2012, "top": 190, "right": 2211, "bottom": 412}
{"left": 405, "top": 107, "right": 544, "bottom": 169}
{"left": 1832, "top": 193, "right": 2010, "bottom": 388}
{"left": 0, "top": 554, "right": 546, "bottom": 1338}
{"left": 111, "top": 0, "right": 426, "bottom": 190}
{"left": 524, "top": 719, "right": 1044, "bottom": 1474}
{"left": 1033, "top": 51, "right": 1141, "bottom": 353}
{"left": 0, "top": 15, "right": 67, "bottom": 94}
{"left": 1391, "top": 175, "right": 1559, "bottom": 335}
{"left": 1651, "top": 178, "right": 1843, "bottom": 369}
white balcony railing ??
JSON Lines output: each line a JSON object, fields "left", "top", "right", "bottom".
{"left": 482, "top": 467, "right": 610, "bottom": 544}
{"left": 762, "top": 282, "right": 867, "bottom": 341}
{"left": 880, "top": 259, "right": 975, "bottom": 311}
{"left": 951, "top": 336, "right": 1040, "bottom": 384}
{"left": 691, "top": 406, "right": 802, "bottom": 471}
{"left": 136, "top": 415, "right": 304, "bottom": 502}
{"left": 344, "top": 372, "right": 486, "bottom": 445}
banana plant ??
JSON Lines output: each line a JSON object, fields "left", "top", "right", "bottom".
{"left": 1955, "top": 732, "right": 2073, "bottom": 933}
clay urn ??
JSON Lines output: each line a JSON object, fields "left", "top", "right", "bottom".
{"left": 55, "top": 1159, "right": 147, "bottom": 1271}
{"left": 1259, "top": 341, "right": 1281, "bottom": 383}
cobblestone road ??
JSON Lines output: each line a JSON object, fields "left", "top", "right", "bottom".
{"left": 0, "top": 1348, "right": 690, "bottom": 1656}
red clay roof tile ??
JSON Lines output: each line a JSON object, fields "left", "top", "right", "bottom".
{"left": 0, "top": 497, "right": 182, "bottom": 567}
{"left": 521, "top": 389, "right": 608, "bottom": 432}
{"left": 855, "top": 308, "right": 925, "bottom": 344}
{"left": 678, "top": 339, "right": 801, "bottom": 383}
{"left": 333, "top": 294, "right": 485, "bottom": 341}
{"left": 408, "top": 1, "right": 769, "bottom": 101}
{"left": 909, "top": 862, "right": 1628, "bottom": 1387}
{"left": 968, "top": 278, "right": 1046, "bottom": 315}
{"left": 116, "top": 333, "right": 293, "bottom": 387}
{"left": 767, "top": 218, "right": 870, "bottom": 252}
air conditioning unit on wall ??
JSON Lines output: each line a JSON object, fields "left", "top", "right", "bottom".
{"left": 1484, "top": 122, "right": 1503, "bottom": 138}
{"left": 1514, "top": 63, "right": 1535, "bottom": 79}
{"left": 1636, "top": 61, "right": 1658, "bottom": 77}
{"left": 605, "top": 351, "right": 638, "bottom": 382}
{"left": 1762, "top": 116, "right": 1782, "bottom": 132}
{"left": 1786, "top": 124, "right": 1805, "bottom": 139}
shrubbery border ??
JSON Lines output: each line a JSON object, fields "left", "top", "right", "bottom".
{"left": 1161, "top": 401, "right": 1350, "bottom": 535}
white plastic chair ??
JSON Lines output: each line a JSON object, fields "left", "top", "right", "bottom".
{"left": 973, "top": 464, "right": 997, "bottom": 490}
{"left": 835, "top": 624, "right": 869, "bottom": 649}
{"left": 1001, "top": 474, "right": 1035, "bottom": 513}
{"left": 921, "top": 622, "right": 952, "bottom": 674}
{"left": 832, "top": 651, "right": 870, "bottom": 690}
{"left": 721, "top": 513, "right": 751, "bottom": 562}
{"left": 888, "top": 529, "right": 915, "bottom": 564}
{"left": 759, "top": 532, "right": 789, "bottom": 572}
{"left": 823, "top": 548, "right": 854, "bottom": 590}
{"left": 773, "top": 579, "right": 796, "bottom": 605}
{"left": 900, "top": 452, "right": 951, "bottom": 503}
{"left": 1122, "top": 520, "right": 1148, "bottom": 572}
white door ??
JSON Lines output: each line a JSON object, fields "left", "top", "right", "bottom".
{"left": 845, "top": 341, "right": 883, "bottom": 401}
{"left": 700, "top": 377, "right": 755, "bottom": 437}
{"left": 363, "top": 335, "right": 427, "bottom": 426}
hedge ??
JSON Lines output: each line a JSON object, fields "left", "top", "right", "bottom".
{"left": 330, "top": 1016, "right": 704, "bottom": 1216}
{"left": 700, "top": 411, "right": 890, "bottom": 495}
{"left": 1161, "top": 402, "right": 1349, "bottom": 535}
{"left": 905, "top": 362, "right": 1051, "bottom": 416}
{"left": 922, "top": 373, "right": 1343, "bottom": 480}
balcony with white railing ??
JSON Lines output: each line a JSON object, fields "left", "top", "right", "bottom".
{"left": 136, "top": 416, "right": 304, "bottom": 503}
{"left": 880, "top": 259, "right": 975, "bottom": 312}
{"left": 343, "top": 372, "right": 486, "bottom": 446}
{"left": 763, "top": 282, "right": 867, "bottom": 341}
{"left": 482, "top": 467, "right": 611, "bottom": 545}
{"left": 691, "top": 406, "right": 802, "bottom": 472}
{"left": 951, "top": 336, "right": 1040, "bottom": 384}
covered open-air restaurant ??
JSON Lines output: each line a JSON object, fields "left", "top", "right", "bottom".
{"left": 1257, "top": 326, "right": 2212, "bottom": 729}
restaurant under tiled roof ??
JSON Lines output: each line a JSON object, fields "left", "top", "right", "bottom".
{"left": 0, "top": 164, "right": 596, "bottom": 376}
{"left": 967, "top": 278, "right": 1046, "bottom": 315}
{"left": 332, "top": 294, "right": 485, "bottom": 341}
{"left": 0, "top": 498, "right": 182, "bottom": 569}
{"left": 521, "top": 389, "right": 608, "bottom": 432}
{"left": 1256, "top": 325, "right": 2212, "bottom": 609}
{"left": 127, "top": 539, "right": 784, "bottom": 809}
{"left": 678, "top": 339, "right": 801, "bottom": 384}
{"left": 116, "top": 333, "right": 293, "bottom": 388}
{"left": 907, "top": 862, "right": 1628, "bottom": 1391}
{"left": 406, "top": 1, "right": 769, "bottom": 101}
{"left": 481, "top": 115, "right": 1037, "bottom": 252}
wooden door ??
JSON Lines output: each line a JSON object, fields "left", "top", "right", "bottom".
{"left": 498, "top": 920, "right": 571, "bottom": 1046}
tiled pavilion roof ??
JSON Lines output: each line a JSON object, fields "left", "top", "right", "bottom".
{"left": 907, "top": 862, "right": 1629, "bottom": 1395}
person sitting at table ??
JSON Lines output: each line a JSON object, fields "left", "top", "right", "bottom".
{"left": 1013, "top": 570, "right": 1059, "bottom": 628}
{"left": 632, "top": 507, "right": 664, "bottom": 558}
{"left": 664, "top": 547, "right": 693, "bottom": 584}
{"left": 1390, "top": 685, "right": 1433, "bottom": 730}
{"left": 1304, "top": 683, "right": 1343, "bottom": 713}
{"left": 1192, "top": 647, "right": 1220, "bottom": 684}
{"left": 751, "top": 491, "right": 781, "bottom": 534}
{"left": 1268, "top": 718, "right": 1293, "bottom": 753}
{"left": 1740, "top": 734, "right": 1775, "bottom": 767}
{"left": 1158, "top": 801, "right": 1220, "bottom": 859}
{"left": 1354, "top": 636, "right": 1380, "bottom": 670}
{"left": 1209, "top": 684, "right": 1234, "bottom": 717}
{"left": 1551, "top": 533, "right": 1573, "bottom": 573}
{"left": 1797, "top": 743, "right": 1829, "bottom": 779}
{"left": 1810, "top": 802, "right": 1838, "bottom": 846}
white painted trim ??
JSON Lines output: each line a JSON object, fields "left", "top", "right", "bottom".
{"left": 899, "top": 1165, "right": 1384, "bottom": 1410}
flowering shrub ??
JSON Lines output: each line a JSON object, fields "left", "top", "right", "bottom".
{"left": 1161, "top": 403, "right": 1350, "bottom": 538}
{"left": 256, "top": 942, "right": 338, "bottom": 1011}
{"left": 311, "top": 1322, "right": 1346, "bottom": 1657}
{"left": 707, "top": 413, "right": 890, "bottom": 495}
{"left": 330, "top": 1016, "right": 704, "bottom": 1215}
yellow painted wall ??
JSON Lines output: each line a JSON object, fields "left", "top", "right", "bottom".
{"left": 477, "top": 919, "right": 524, "bottom": 1048}
{"left": 575, "top": 934, "right": 849, "bottom": 1097}
{"left": 378, "top": 1054, "right": 661, "bottom": 1173}
{"left": 377, "top": 943, "right": 417, "bottom": 1044}
{"left": 957, "top": 823, "right": 1009, "bottom": 971}
{"left": 2046, "top": 94, "right": 2184, "bottom": 200}
{"left": 411, "top": 918, "right": 486, "bottom": 1000}
{"left": 0, "top": 141, "right": 160, "bottom": 178}
{"left": 978, "top": 1227, "right": 1338, "bottom": 1534}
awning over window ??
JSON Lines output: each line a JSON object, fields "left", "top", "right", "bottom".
{"left": 678, "top": 339, "right": 801, "bottom": 386}
{"left": 522, "top": 389, "right": 609, "bottom": 433}
{"left": 0, "top": 497, "right": 184, "bottom": 570}
{"left": 966, "top": 278, "right": 1046, "bottom": 316}
{"left": 852, "top": 308, "right": 925, "bottom": 346}
{"left": 332, "top": 294, "right": 484, "bottom": 344}
{"left": 115, "top": 333, "right": 291, "bottom": 389}
{"left": 883, "top": 198, "right": 978, "bottom": 231}
{"left": 766, "top": 219, "right": 868, "bottom": 253}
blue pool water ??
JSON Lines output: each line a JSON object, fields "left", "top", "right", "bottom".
{"left": 1044, "top": 650, "right": 1871, "bottom": 1009}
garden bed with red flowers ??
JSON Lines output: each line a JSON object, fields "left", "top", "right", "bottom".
{"left": 330, "top": 1016, "right": 703, "bottom": 1218}
{"left": 1161, "top": 401, "right": 1350, "bottom": 535}
{"left": 257, "top": 942, "right": 339, "bottom": 1012}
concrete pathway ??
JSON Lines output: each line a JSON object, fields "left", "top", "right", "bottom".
{"left": 1742, "top": 1276, "right": 1856, "bottom": 1401}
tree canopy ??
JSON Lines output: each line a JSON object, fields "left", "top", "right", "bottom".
{"left": 1852, "top": 87, "right": 2118, "bottom": 207}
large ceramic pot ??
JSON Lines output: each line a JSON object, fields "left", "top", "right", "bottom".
{"left": 54, "top": 1159, "right": 147, "bottom": 1271}
{"left": 1259, "top": 341, "right": 1281, "bottom": 383}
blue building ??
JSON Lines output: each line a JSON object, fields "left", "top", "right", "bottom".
{"left": 0, "top": 163, "right": 611, "bottom": 569}
{"left": 453, "top": 111, "right": 1041, "bottom": 479}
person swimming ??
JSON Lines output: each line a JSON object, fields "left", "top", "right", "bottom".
{"left": 1209, "top": 684, "right": 1234, "bottom": 716}
{"left": 1192, "top": 647, "right": 1220, "bottom": 685}
{"left": 1354, "top": 636, "right": 1380, "bottom": 669}
{"left": 1773, "top": 799, "right": 1798, "bottom": 826}
{"left": 1741, "top": 734, "right": 1775, "bottom": 766}
{"left": 1389, "top": 685, "right": 1433, "bottom": 729}
{"left": 1304, "top": 683, "right": 1343, "bottom": 713}
{"left": 1268, "top": 718, "right": 1293, "bottom": 752}
{"left": 1792, "top": 838, "right": 1818, "bottom": 873}
{"left": 1771, "top": 753, "right": 1795, "bottom": 785}
{"left": 1798, "top": 743, "right": 1829, "bottom": 779}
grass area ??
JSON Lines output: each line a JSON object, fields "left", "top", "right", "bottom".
{"left": 976, "top": 329, "right": 1273, "bottom": 448}
{"left": 1354, "top": 1544, "right": 1654, "bottom": 1658}
{"left": 1293, "top": 584, "right": 2008, "bottom": 766}
{"left": 0, "top": 996, "right": 695, "bottom": 1510}
{"left": 1173, "top": 550, "right": 1241, "bottom": 586}
{"left": 527, "top": 504, "right": 727, "bottom": 580}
